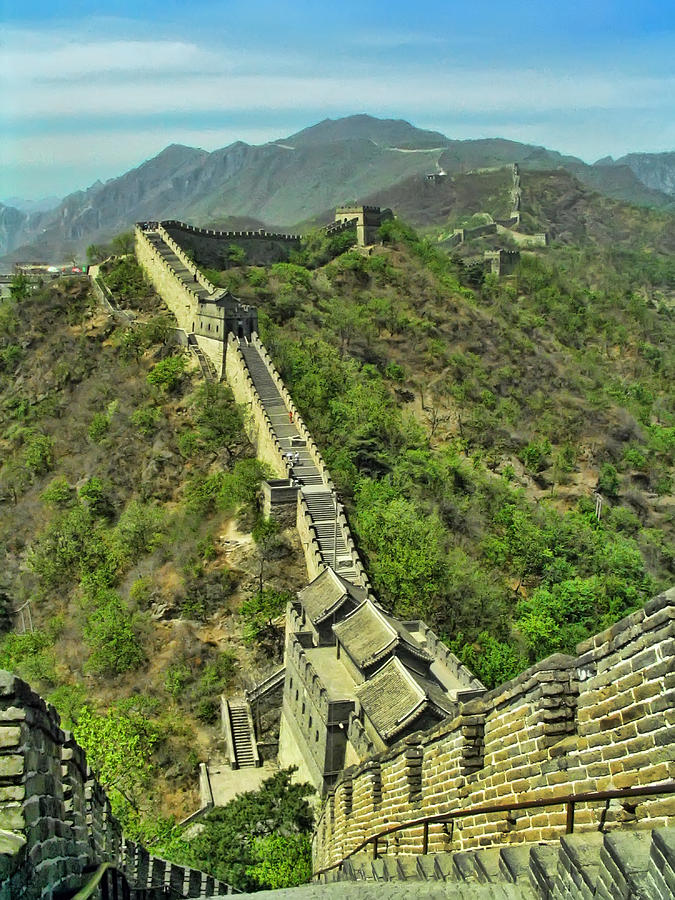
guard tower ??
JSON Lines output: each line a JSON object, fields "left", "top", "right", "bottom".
{"left": 334, "top": 205, "right": 390, "bottom": 246}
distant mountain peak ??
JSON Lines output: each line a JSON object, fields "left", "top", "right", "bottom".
{"left": 286, "top": 114, "right": 450, "bottom": 150}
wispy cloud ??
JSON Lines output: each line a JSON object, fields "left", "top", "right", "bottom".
{"left": 1, "top": 10, "right": 674, "bottom": 199}
{"left": 3, "top": 28, "right": 672, "bottom": 123}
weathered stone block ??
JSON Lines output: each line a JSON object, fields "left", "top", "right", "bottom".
{"left": 0, "top": 755, "right": 23, "bottom": 778}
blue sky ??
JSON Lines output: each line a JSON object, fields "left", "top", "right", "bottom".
{"left": 1, "top": 0, "right": 674, "bottom": 200}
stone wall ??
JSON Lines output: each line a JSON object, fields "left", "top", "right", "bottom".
{"left": 313, "top": 587, "right": 675, "bottom": 870}
{"left": 224, "top": 334, "right": 286, "bottom": 476}
{"left": 334, "top": 206, "right": 390, "bottom": 246}
{"left": 484, "top": 249, "right": 521, "bottom": 276}
{"left": 242, "top": 334, "right": 370, "bottom": 589}
{"left": 162, "top": 221, "right": 301, "bottom": 268}
{"left": 135, "top": 226, "right": 201, "bottom": 334}
{"left": 0, "top": 671, "right": 232, "bottom": 900}
{"left": 278, "top": 634, "right": 355, "bottom": 793}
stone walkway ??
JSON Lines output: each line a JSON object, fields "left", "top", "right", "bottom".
{"left": 218, "top": 882, "right": 533, "bottom": 898}
{"left": 237, "top": 338, "right": 360, "bottom": 581}
{"left": 207, "top": 757, "right": 279, "bottom": 807}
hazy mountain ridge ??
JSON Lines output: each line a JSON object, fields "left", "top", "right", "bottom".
{"left": 2, "top": 115, "right": 674, "bottom": 263}
{"left": 610, "top": 151, "right": 675, "bottom": 197}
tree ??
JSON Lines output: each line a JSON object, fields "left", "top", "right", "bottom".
{"left": 147, "top": 354, "right": 186, "bottom": 393}
{"left": 74, "top": 698, "right": 160, "bottom": 830}
{"left": 251, "top": 517, "right": 285, "bottom": 592}
{"left": 240, "top": 589, "right": 292, "bottom": 657}
{"left": 9, "top": 273, "right": 30, "bottom": 301}
{"left": 184, "top": 769, "right": 314, "bottom": 891}
{"left": 597, "top": 463, "right": 620, "bottom": 498}
{"left": 86, "top": 244, "right": 110, "bottom": 264}
{"left": 111, "top": 231, "right": 135, "bottom": 255}
{"left": 226, "top": 244, "right": 246, "bottom": 266}
{"left": 247, "top": 834, "right": 312, "bottom": 890}
{"left": 84, "top": 591, "right": 146, "bottom": 676}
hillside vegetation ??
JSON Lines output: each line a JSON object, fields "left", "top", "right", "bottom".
{"left": 211, "top": 217, "right": 674, "bottom": 687}
{"left": 4, "top": 114, "right": 674, "bottom": 264}
{"left": 0, "top": 184, "right": 673, "bottom": 887}
{"left": 0, "top": 271, "right": 306, "bottom": 841}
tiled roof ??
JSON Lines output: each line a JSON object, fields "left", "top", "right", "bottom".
{"left": 298, "top": 568, "right": 367, "bottom": 625}
{"left": 332, "top": 601, "right": 433, "bottom": 669}
{"left": 355, "top": 657, "right": 455, "bottom": 741}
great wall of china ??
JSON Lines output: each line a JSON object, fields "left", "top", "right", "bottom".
{"left": 1, "top": 203, "right": 673, "bottom": 899}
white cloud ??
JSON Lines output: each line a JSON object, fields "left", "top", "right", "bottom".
{"left": 3, "top": 61, "right": 673, "bottom": 123}
{"left": 1, "top": 19, "right": 674, "bottom": 198}
{"left": 2, "top": 23, "right": 674, "bottom": 125}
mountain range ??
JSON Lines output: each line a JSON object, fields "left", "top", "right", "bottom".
{"left": 1, "top": 114, "right": 674, "bottom": 263}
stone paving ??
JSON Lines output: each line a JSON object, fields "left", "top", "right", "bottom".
{"left": 216, "top": 883, "right": 534, "bottom": 899}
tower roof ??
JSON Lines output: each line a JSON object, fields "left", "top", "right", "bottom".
{"left": 332, "top": 600, "right": 433, "bottom": 670}
{"left": 298, "top": 567, "right": 367, "bottom": 626}
{"left": 355, "top": 656, "right": 455, "bottom": 741}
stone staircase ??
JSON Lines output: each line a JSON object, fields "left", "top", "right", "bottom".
{"left": 237, "top": 339, "right": 359, "bottom": 580}
{"left": 306, "top": 827, "right": 675, "bottom": 899}
{"left": 246, "top": 665, "right": 286, "bottom": 704}
{"left": 188, "top": 334, "right": 217, "bottom": 381}
{"left": 227, "top": 702, "right": 257, "bottom": 768}
{"left": 143, "top": 230, "right": 214, "bottom": 301}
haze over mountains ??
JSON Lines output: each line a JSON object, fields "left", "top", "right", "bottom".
{"left": 1, "top": 114, "right": 674, "bottom": 263}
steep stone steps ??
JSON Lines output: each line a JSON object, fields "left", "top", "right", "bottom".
{"left": 323, "top": 827, "right": 675, "bottom": 898}
{"left": 228, "top": 703, "right": 256, "bottom": 768}
{"left": 235, "top": 338, "right": 364, "bottom": 583}
{"left": 303, "top": 492, "right": 339, "bottom": 520}
{"left": 215, "top": 883, "right": 534, "bottom": 898}
{"left": 144, "top": 231, "right": 213, "bottom": 301}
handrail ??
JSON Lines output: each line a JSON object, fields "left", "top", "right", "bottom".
{"left": 71, "top": 859, "right": 243, "bottom": 898}
{"left": 71, "top": 863, "right": 129, "bottom": 900}
{"left": 245, "top": 665, "right": 286, "bottom": 702}
{"left": 312, "top": 781, "right": 675, "bottom": 877}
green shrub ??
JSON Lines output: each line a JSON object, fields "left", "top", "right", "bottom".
{"left": 597, "top": 463, "right": 620, "bottom": 497}
{"left": 247, "top": 268, "right": 268, "bottom": 288}
{"left": 79, "top": 477, "right": 115, "bottom": 518}
{"left": 519, "top": 438, "right": 552, "bottom": 473}
{"left": 21, "top": 431, "right": 55, "bottom": 477}
{"left": 41, "top": 476, "right": 75, "bottom": 508}
{"left": 0, "top": 343, "right": 23, "bottom": 372}
{"left": 147, "top": 355, "right": 186, "bottom": 392}
{"left": 623, "top": 447, "right": 647, "bottom": 470}
{"left": 131, "top": 404, "right": 162, "bottom": 436}
{"left": 112, "top": 501, "right": 166, "bottom": 563}
{"left": 164, "top": 662, "right": 191, "bottom": 699}
{"left": 84, "top": 592, "right": 146, "bottom": 675}
{"left": 47, "top": 683, "right": 87, "bottom": 729}
{"left": 247, "top": 834, "right": 312, "bottom": 890}
{"left": 88, "top": 411, "right": 111, "bottom": 443}
{"left": 184, "top": 769, "right": 313, "bottom": 891}
{"left": 0, "top": 630, "right": 57, "bottom": 686}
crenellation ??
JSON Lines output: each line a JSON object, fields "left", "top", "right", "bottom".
{"left": 313, "top": 588, "right": 675, "bottom": 870}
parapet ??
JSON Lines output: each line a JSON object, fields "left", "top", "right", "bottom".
{"left": 314, "top": 586, "right": 675, "bottom": 870}
{"left": 0, "top": 671, "right": 233, "bottom": 899}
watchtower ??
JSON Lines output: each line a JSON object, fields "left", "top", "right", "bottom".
{"left": 334, "top": 205, "right": 388, "bottom": 246}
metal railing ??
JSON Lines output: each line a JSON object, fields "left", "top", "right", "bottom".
{"left": 313, "top": 781, "right": 675, "bottom": 878}
{"left": 70, "top": 863, "right": 132, "bottom": 900}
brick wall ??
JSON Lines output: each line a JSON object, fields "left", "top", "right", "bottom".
{"left": 0, "top": 672, "right": 232, "bottom": 899}
{"left": 161, "top": 221, "right": 300, "bottom": 269}
{"left": 313, "top": 587, "right": 675, "bottom": 869}
{"left": 135, "top": 226, "right": 202, "bottom": 334}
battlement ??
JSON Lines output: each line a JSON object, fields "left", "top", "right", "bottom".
{"left": 334, "top": 206, "right": 392, "bottom": 246}
{"left": 335, "top": 205, "right": 383, "bottom": 214}
{"left": 314, "top": 586, "right": 675, "bottom": 870}
{"left": 0, "top": 672, "right": 232, "bottom": 899}
{"left": 159, "top": 219, "right": 302, "bottom": 242}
